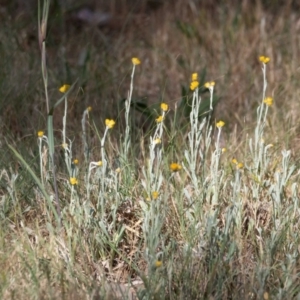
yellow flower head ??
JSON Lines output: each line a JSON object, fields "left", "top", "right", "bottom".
{"left": 152, "top": 191, "right": 159, "bottom": 200}
{"left": 204, "top": 81, "right": 215, "bottom": 88}
{"left": 170, "top": 162, "right": 182, "bottom": 172}
{"left": 190, "top": 80, "right": 199, "bottom": 91}
{"left": 222, "top": 148, "right": 227, "bottom": 153}
{"left": 87, "top": 106, "right": 92, "bottom": 112}
{"left": 156, "top": 115, "right": 164, "bottom": 123}
{"left": 216, "top": 120, "right": 225, "bottom": 128}
{"left": 263, "top": 97, "right": 273, "bottom": 106}
{"left": 73, "top": 159, "right": 79, "bottom": 165}
{"left": 105, "top": 119, "right": 116, "bottom": 129}
{"left": 37, "top": 131, "right": 44, "bottom": 138}
{"left": 154, "top": 260, "right": 162, "bottom": 268}
{"left": 59, "top": 84, "right": 71, "bottom": 93}
{"left": 236, "top": 162, "right": 244, "bottom": 169}
{"left": 259, "top": 56, "right": 270, "bottom": 64}
{"left": 97, "top": 161, "right": 103, "bottom": 166}
{"left": 70, "top": 177, "right": 78, "bottom": 185}
{"left": 191, "top": 73, "right": 198, "bottom": 81}
{"left": 132, "top": 57, "right": 141, "bottom": 65}
{"left": 153, "top": 138, "right": 161, "bottom": 145}
{"left": 160, "top": 103, "right": 169, "bottom": 112}
{"left": 232, "top": 158, "right": 238, "bottom": 165}
{"left": 115, "top": 167, "right": 121, "bottom": 173}
{"left": 61, "top": 143, "right": 68, "bottom": 149}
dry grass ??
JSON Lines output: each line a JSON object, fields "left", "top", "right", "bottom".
{"left": 1, "top": 1, "right": 300, "bottom": 138}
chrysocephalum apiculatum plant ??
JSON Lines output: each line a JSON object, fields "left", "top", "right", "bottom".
{"left": 3, "top": 1, "right": 300, "bottom": 295}
{"left": 122, "top": 57, "right": 141, "bottom": 160}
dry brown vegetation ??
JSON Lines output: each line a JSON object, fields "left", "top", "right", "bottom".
{"left": 1, "top": 1, "right": 300, "bottom": 138}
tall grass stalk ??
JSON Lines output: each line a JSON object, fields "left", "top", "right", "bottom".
{"left": 81, "top": 107, "right": 91, "bottom": 163}
{"left": 251, "top": 60, "right": 270, "bottom": 179}
{"left": 123, "top": 60, "right": 139, "bottom": 159}
{"left": 38, "top": 0, "right": 61, "bottom": 224}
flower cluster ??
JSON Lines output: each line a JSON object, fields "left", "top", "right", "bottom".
{"left": 216, "top": 120, "right": 225, "bottom": 128}
{"left": 190, "top": 72, "right": 199, "bottom": 91}
{"left": 204, "top": 81, "right": 215, "bottom": 89}
{"left": 156, "top": 103, "right": 169, "bottom": 123}
{"left": 160, "top": 102, "right": 168, "bottom": 112}
{"left": 105, "top": 119, "right": 116, "bottom": 129}
{"left": 154, "top": 260, "right": 162, "bottom": 268}
{"left": 190, "top": 81, "right": 199, "bottom": 91}
{"left": 170, "top": 163, "right": 182, "bottom": 172}
{"left": 263, "top": 97, "right": 273, "bottom": 107}
{"left": 37, "top": 130, "right": 44, "bottom": 138}
{"left": 132, "top": 57, "right": 141, "bottom": 65}
{"left": 259, "top": 55, "right": 270, "bottom": 64}
{"left": 152, "top": 191, "right": 159, "bottom": 200}
{"left": 61, "top": 143, "right": 68, "bottom": 149}
{"left": 70, "top": 177, "right": 78, "bottom": 185}
{"left": 59, "top": 84, "right": 70, "bottom": 93}
{"left": 153, "top": 138, "right": 161, "bottom": 145}
{"left": 156, "top": 115, "right": 164, "bottom": 123}
{"left": 232, "top": 158, "right": 244, "bottom": 170}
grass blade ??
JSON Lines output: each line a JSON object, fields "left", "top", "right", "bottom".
{"left": 7, "top": 143, "right": 59, "bottom": 225}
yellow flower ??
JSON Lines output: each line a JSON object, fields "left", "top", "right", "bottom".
{"left": 87, "top": 106, "right": 92, "bottom": 112}
{"left": 190, "top": 80, "right": 199, "bottom": 91}
{"left": 61, "top": 143, "right": 68, "bottom": 149}
{"left": 105, "top": 119, "right": 116, "bottom": 129}
{"left": 37, "top": 131, "right": 44, "bottom": 138}
{"left": 115, "top": 167, "right": 121, "bottom": 173}
{"left": 259, "top": 56, "right": 270, "bottom": 64}
{"left": 191, "top": 73, "right": 198, "bottom": 81}
{"left": 154, "top": 260, "right": 162, "bottom": 268}
{"left": 97, "top": 161, "right": 103, "bottom": 166}
{"left": 153, "top": 138, "right": 161, "bottom": 145}
{"left": 59, "top": 84, "right": 71, "bottom": 93}
{"left": 73, "top": 159, "right": 79, "bottom": 165}
{"left": 216, "top": 120, "right": 225, "bottom": 128}
{"left": 152, "top": 191, "right": 159, "bottom": 200}
{"left": 156, "top": 115, "right": 164, "bottom": 123}
{"left": 263, "top": 97, "right": 273, "bottom": 106}
{"left": 160, "top": 103, "right": 168, "bottom": 112}
{"left": 204, "top": 81, "right": 215, "bottom": 88}
{"left": 132, "top": 57, "right": 141, "bottom": 65}
{"left": 222, "top": 148, "right": 227, "bottom": 153}
{"left": 232, "top": 158, "right": 238, "bottom": 165}
{"left": 70, "top": 177, "right": 78, "bottom": 185}
{"left": 236, "top": 162, "right": 244, "bottom": 169}
{"left": 170, "top": 163, "right": 182, "bottom": 172}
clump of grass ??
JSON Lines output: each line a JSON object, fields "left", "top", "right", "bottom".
{"left": 1, "top": 1, "right": 300, "bottom": 299}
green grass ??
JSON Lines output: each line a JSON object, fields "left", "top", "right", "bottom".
{"left": 1, "top": 1, "right": 300, "bottom": 299}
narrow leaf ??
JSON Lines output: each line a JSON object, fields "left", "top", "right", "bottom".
{"left": 7, "top": 144, "right": 59, "bottom": 223}
{"left": 47, "top": 114, "right": 54, "bottom": 157}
